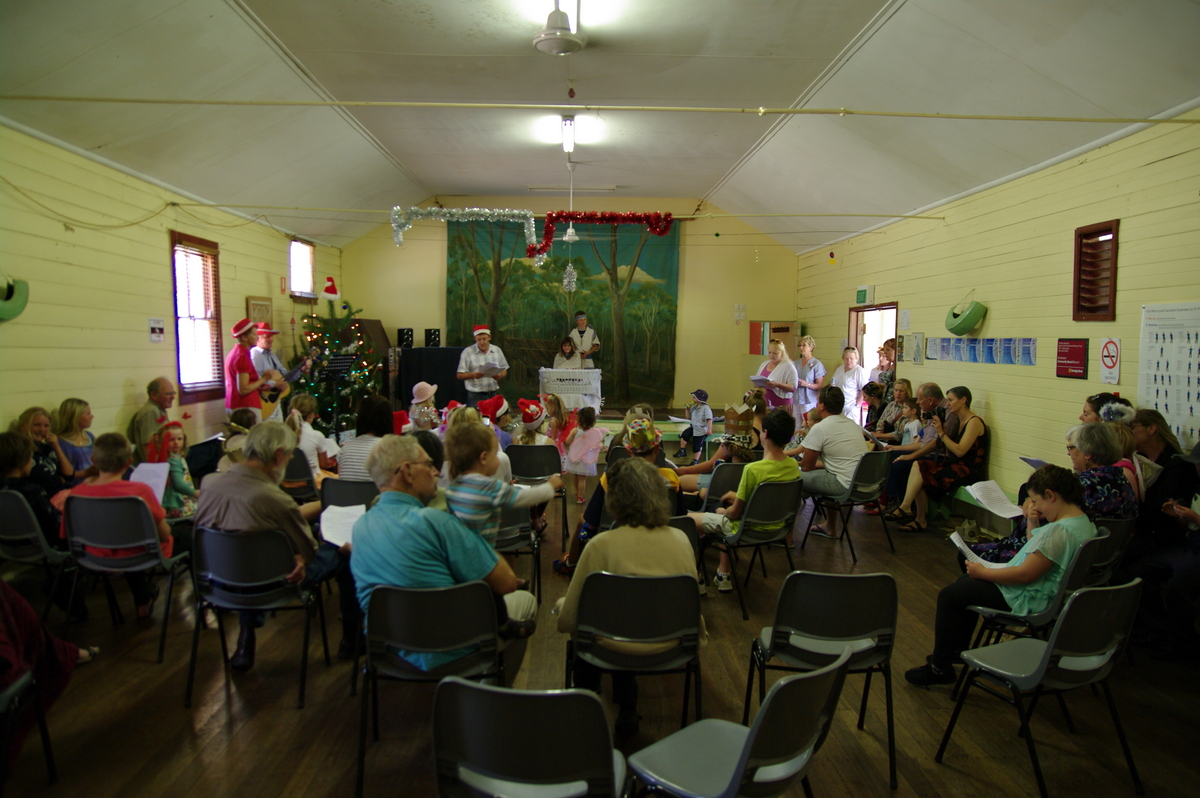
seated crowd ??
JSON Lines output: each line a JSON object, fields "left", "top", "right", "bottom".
{"left": 3, "top": 365, "right": 1199, "bottom": 780}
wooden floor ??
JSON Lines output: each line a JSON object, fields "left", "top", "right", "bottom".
{"left": 7, "top": 479, "right": 1200, "bottom": 798}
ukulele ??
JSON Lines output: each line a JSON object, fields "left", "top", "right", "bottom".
{"left": 259, "top": 347, "right": 319, "bottom": 419}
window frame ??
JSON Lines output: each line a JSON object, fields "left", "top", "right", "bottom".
{"left": 289, "top": 238, "right": 317, "bottom": 303}
{"left": 170, "top": 231, "right": 224, "bottom": 404}
{"left": 1072, "top": 219, "right": 1119, "bottom": 322}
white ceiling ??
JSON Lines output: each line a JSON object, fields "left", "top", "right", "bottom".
{"left": 1, "top": 0, "right": 1198, "bottom": 250}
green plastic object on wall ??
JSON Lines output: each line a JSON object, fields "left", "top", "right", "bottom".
{"left": 0, "top": 279, "right": 29, "bottom": 320}
{"left": 945, "top": 300, "right": 987, "bottom": 336}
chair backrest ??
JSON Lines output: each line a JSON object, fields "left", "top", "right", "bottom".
{"left": 1027, "top": 580, "right": 1143, "bottom": 692}
{"left": 729, "top": 648, "right": 852, "bottom": 798}
{"left": 769, "top": 571, "right": 897, "bottom": 669}
{"left": 667, "top": 515, "right": 702, "bottom": 562}
{"left": 705, "top": 462, "right": 748, "bottom": 509}
{"left": 433, "top": 676, "right": 622, "bottom": 797}
{"left": 1022, "top": 531, "right": 1107, "bottom": 626}
{"left": 284, "top": 447, "right": 315, "bottom": 481}
{"left": 63, "top": 495, "right": 164, "bottom": 567}
{"left": 574, "top": 573, "right": 701, "bottom": 669}
{"left": 366, "top": 582, "right": 499, "bottom": 677}
{"left": 0, "top": 490, "right": 59, "bottom": 563}
{"left": 320, "top": 477, "right": 379, "bottom": 509}
{"left": 1087, "top": 518, "right": 1137, "bottom": 587}
{"left": 192, "top": 526, "right": 305, "bottom": 609}
{"left": 846, "top": 450, "right": 890, "bottom": 503}
{"left": 494, "top": 504, "right": 531, "bottom": 548}
{"left": 506, "top": 444, "right": 562, "bottom": 479}
{"left": 737, "top": 479, "right": 804, "bottom": 543}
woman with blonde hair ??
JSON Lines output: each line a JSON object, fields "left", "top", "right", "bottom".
{"left": 285, "top": 392, "right": 340, "bottom": 484}
{"left": 52, "top": 398, "right": 95, "bottom": 482}
{"left": 13, "top": 406, "right": 74, "bottom": 494}
{"left": 830, "top": 347, "right": 869, "bottom": 423}
{"left": 792, "top": 335, "right": 826, "bottom": 424}
{"left": 755, "top": 338, "right": 798, "bottom": 411}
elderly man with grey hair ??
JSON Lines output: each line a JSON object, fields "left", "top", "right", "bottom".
{"left": 194, "top": 421, "right": 361, "bottom": 670}
{"left": 350, "top": 434, "right": 536, "bottom": 682}
{"left": 127, "top": 376, "right": 177, "bottom": 463}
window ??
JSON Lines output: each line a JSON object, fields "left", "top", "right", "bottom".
{"left": 1073, "top": 220, "right": 1119, "bottom": 321}
{"left": 289, "top": 239, "right": 315, "bottom": 299}
{"left": 171, "top": 231, "right": 223, "bottom": 400}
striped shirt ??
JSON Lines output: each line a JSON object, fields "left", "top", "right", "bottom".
{"left": 446, "top": 472, "right": 554, "bottom": 546}
{"left": 337, "top": 434, "right": 382, "bottom": 482}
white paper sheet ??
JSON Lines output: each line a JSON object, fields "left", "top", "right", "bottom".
{"left": 964, "top": 480, "right": 1024, "bottom": 518}
{"left": 950, "top": 531, "right": 1007, "bottom": 569}
{"left": 667, "top": 415, "right": 691, "bottom": 424}
{"left": 479, "top": 363, "right": 505, "bottom": 377}
{"left": 129, "top": 462, "right": 169, "bottom": 503}
{"left": 749, "top": 375, "right": 771, "bottom": 388}
{"left": 1019, "top": 456, "right": 1050, "bottom": 470}
{"left": 319, "top": 504, "right": 367, "bottom": 548}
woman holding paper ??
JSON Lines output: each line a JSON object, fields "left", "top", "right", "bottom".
{"left": 905, "top": 465, "right": 1097, "bottom": 686}
{"left": 753, "top": 339, "right": 798, "bottom": 410}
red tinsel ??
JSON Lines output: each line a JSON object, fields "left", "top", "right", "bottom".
{"left": 526, "top": 211, "right": 674, "bottom": 257}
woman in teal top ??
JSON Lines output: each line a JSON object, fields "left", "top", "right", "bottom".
{"left": 906, "top": 465, "right": 1097, "bottom": 686}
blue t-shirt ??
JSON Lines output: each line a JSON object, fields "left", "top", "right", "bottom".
{"left": 998, "top": 513, "right": 1096, "bottom": 617}
{"left": 350, "top": 491, "right": 499, "bottom": 670}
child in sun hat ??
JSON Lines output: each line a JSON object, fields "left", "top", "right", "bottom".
{"left": 409, "top": 381, "right": 440, "bottom": 431}
{"left": 674, "top": 389, "right": 713, "bottom": 465}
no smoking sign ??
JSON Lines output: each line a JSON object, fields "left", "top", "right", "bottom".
{"left": 1100, "top": 337, "right": 1120, "bottom": 385}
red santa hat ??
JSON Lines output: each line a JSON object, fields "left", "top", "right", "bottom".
{"left": 440, "top": 400, "right": 463, "bottom": 423}
{"left": 472, "top": 324, "right": 491, "bottom": 337}
{"left": 321, "top": 276, "right": 340, "bottom": 302}
{"left": 392, "top": 410, "right": 413, "bottom": 435}
{"left": 518, "top": 398, "right": 545, "bottom": 431}
{"left": 477, "top": 395, "right": 509, "bottom": 423}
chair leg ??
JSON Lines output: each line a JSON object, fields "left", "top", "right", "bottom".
{"left": 1054, "top": 691, "right": 1076, "bottom": 734}
{"left": 783, "top": 539, "right": 795, "bottom": 572}
{"left": 681, "top": 664, "right": 692, "bottom": 729}
{"left": 1100, "top": 680, "right": 1145, "bottom": 795}
{"left": 371, "top": 669, "right": 381, "bottom": 740}
{"left": 157, "top": 569, "right": 177, "bottom": 664}
{"left": 744, "top": 546, "right": 761, "bottom": 583}
{"left": 356, "top": 671, "right": 371, "bottom": 798}
{"left": 878, "top": 509, "right": 896, "bottom": 554}
{"left": 935, "top": 667, "right": 975, "bottom": 763}
{"left": 61, "top": 568, "right": 81, "bottom": 638}
{"left": 840, "top": 505, "right": 858, "bottom": 563}
{"left": 316, "top": 591, "right": 331, "bottom": 665}
{"left": 858, "top": 670, "right": 872, "bottom": 729}
{"left": 101, "top": 575, "right": 122, "bottom": 627}
{"left": 694, "top": 656, "right": 703, "bottom": 722}
{"left": 351, "top": 616, "right": 362, "bottom": 696}
{"left": 800, "top": 501, "right": 816, "bottom": 551}
{"left": 216, "top": 611, "right": 230, "bottom": 664}
{"left": 951, "top": 620, "right": 993, "bottom": 701}
{"left": 883, "top": 665, "right": 897, "bottom": 789}
{"left": 185, "top": 601, "right": 204, "bottom": 708}
{"left": 32, "top": 689, "right": 57, "bottom": 786}
{"left": 742, "top": 644, "right": 758, "bottom": 725}
{"left": 1012, "top": 687, "right": 1048, "bottom": 798}
{"left": 801, "top": 774, "right": 815, "bottom": 798}
{"left": 40, "top": 562, "right": 68, "bottom": 623}
{"left": 729, "top": 548, "right": 749, "bottom": 621}
{"left": 298, "top": 600, "right": 312, "bottom": 709}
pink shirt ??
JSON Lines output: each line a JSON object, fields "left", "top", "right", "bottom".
{"left": 225, "top": 344, "right": 262, "bottom": 410}
{"left": 60, "top": 480, "right": 173, "bottom": 558}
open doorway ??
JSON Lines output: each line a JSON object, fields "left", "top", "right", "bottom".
{"left": 849, "top": 303, "right": 898, "bottom": 380}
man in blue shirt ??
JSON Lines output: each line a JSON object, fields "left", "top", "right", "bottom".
{"left": 350, "top": 434, "right": 536, "bottom": 678}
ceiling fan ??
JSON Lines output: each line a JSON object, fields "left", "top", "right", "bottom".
{"left": 533, "top": 0, "right": 587, "bottom": 55}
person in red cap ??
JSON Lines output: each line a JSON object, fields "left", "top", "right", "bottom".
{"left": 476, "top": 394, "right": 513, "bottom": 451}
{"left": 224, "top": 318, "right": 280, "bottom": 420}
{"left": 250, "top": 321, "right": 288, "bottom": 421}
{"left": 456, "top": 324, "right": 509, "bottom": 408}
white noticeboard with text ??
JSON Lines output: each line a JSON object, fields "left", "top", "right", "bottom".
{"left": 1138, "top": 302, "right": 1200, "bottom": 451}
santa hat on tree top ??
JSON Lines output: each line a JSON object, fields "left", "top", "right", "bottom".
{"left": 320, "top": 276, "right": 340, "bottom": 302}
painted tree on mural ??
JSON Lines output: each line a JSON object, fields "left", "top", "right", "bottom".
{"left": 447, "top": 220, "right": 678, "bottom": 407}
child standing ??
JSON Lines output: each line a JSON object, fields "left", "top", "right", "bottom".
{"left": 152, "top": 422, "right": 198, "bottom": 519}
{"left": 674, "top": 389, "right": 713, "bottom": 465}
{"left": 564, "top": 407, "right": 605, "bottom": 503}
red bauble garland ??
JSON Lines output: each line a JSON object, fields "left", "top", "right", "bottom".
{"left": 526, "top": 211, "right": 674, "bottom": 257}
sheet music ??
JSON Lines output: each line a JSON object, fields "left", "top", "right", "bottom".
{"left": 479, "top": 363, "right": 505, "bottom": 377}
{"left": 950, "top": 531, "right": 1007, "bottom": 569}
{"left": 319, "top": 504, "right": 367, "bottom": 548}
{"left": 129, "top": 463, "right": 169, "bottom": 503}
{"left": 1019, "top": 456, "right": 1049, "bottom": 470}
{"left": 964, "top": 480, "right": 1024, "bottom": 518}
{"left": 749, "top": 375, "right": 771, "bottom": 388}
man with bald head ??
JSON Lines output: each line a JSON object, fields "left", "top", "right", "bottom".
{"left": 128, "top": 376, "right": 177, "bottom": 463}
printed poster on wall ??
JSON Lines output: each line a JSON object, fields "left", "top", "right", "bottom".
{"left": 1139, "top": 302, "right": 1200, "bottom": 450}
{"left": 1056, "top": 338, "right": 1089, "bottom": 379}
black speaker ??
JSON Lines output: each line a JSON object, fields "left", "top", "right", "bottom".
{"left": 397, "top": 327, "right": 414, "bottom": 348}
{"left": 425, "top": 328, "right": 440, "bottom": 347}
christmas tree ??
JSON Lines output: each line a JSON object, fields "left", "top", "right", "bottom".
{"left": 289, "top": 278, "right": 381, "bottom": 435}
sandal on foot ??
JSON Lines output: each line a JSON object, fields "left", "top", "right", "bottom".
{"left": 807, "top": 526, "right": 840, "bottom": 540}
{"left": 885, "top": 507, "right": 915, "bottom": 522}
{"left": 897, "top": 521, "right": 926, "bottom": 534}
{"left": 77, "top": 645, "right": 100, "bottom": 665}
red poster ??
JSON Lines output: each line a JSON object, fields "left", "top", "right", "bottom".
{"left": 1056, "top": 338, "right": 1089, "bottom": 379}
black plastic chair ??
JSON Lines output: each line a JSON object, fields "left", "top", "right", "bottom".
{"left": 320, "top": 477, "right": 380, "bottom": 509}
{"left": 744, "top": 571, "right": 899, "bottom": 789}
{"left": 432, "top": 676, "right": 627, "bottom": 797}
{"left": 702, "top": 461, "right": 748, "bottom": 514}
{"left": 184, "top": 526, "right": 330, "bottom": 709}
{"left": 282, "top": 447, "right": 319, "bottom": 503}
{"left": 495, "top": 503, "right": 540, "bottom": 603}
{"left": 63, "top": 495, "right": 190, "bottom": 664}
{"left": 668, "top": 515, "right": 706, "bottom": 584}
{"left": 355, "top": 582, "right": 502, "bottom": 798}
{"left": 0, "top": 672, "right": 57, "bottom": 796}
{"left": 800, "top": 450, "right": 894, "bottom": 561}
{"left": 1087, "top": 518, "right": 1136, "bottom": 587}
{"left": 0, "top": 490, "right": 72, "bottom": 621}
{"left": 628, "top": 648, "right": 852, "bottom": 798}
{"left": 566, "top": 572, "right": 703, "bottom": 728}
{"left": 937, "top": 581, "right": 1145, "bottom": 798}
{"left": 706, "top": 479, "right": 804, "bottom": 621}
{"left": 506, "top": 444, "right": 568, "bottom": 550}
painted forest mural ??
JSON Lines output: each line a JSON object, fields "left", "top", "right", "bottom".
{"left": 446, "top": 219, "right": 679, "bottom": 408}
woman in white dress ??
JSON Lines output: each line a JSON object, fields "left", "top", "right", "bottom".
{"left": 830, "top": 346, "right": 870, "bottom": 423}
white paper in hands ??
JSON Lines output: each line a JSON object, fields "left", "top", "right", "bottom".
{"left": 478, "top": 363, "right": 505, "bottom": 377}
{"left": 320, "top": 504, "right": 366, "bottom": 548}
{"left": 1019, "top": 456, "right": 1050, "bottom": 470}
{"left": 749, "top": 375, "right": 771, "bottom": 388}
{"left": 950, "top": 531, "right": 1006, "bottom": 569}
{"left": 965, "top": 480, "right": 1024, "bottom": 518}
{"left": 667, "top": 415, "right": 691, "bottom": 424}
{"left": 129, "top": 463, "right": 169, "bottom": 503}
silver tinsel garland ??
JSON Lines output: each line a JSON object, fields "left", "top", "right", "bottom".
{"left": 562, "top": 264, "right": 577, "bottom": 292}
{"left": 391, "top": 207, "right": 544, "bottom": 263}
